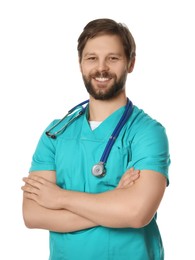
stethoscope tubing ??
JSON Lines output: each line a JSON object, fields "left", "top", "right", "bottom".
{"left": 68, "top": 100, "right": 89, "bottom": 113}
{"left": 46, "top": 98, "right": 133, "bottom": 177}
{"left": 46, "top": 100, "right": 89, "bottom": 139}
{"left": 99, "top": 99, "right": 133, "bottom": 163}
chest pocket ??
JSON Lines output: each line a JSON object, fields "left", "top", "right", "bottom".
{"left": 104, "top": 141, "right": 132, "bottom": 187}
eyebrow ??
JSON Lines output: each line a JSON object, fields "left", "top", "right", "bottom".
{"left": 83, "top": 52, "right": 123, "bottom": 57}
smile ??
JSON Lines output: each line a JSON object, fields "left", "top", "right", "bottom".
{"left": 95, "top": 77, "right": 111, "bottom": 82}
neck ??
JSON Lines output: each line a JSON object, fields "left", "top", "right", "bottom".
{"left": 88, "top": 92, "right": 127, "bottom": 121}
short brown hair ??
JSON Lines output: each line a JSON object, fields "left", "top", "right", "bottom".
{"left": 77, "top": 18, "right": 136, "bottom": 63}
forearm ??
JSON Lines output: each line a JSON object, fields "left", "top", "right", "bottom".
{"left": 58, "top": 171, "right": 166, "bottom": 229}
{"left": 23, "top": 168, "right": 155, "bottom": 229}
{"left": 60, "top": 188, "right": 138, "bottom": 228}
{"left": 23, "top": 198, "right": 97, "bottom": 233}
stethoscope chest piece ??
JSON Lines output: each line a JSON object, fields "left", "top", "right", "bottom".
{"left": 92, "top": 162, "right": 106, "bottom": 177}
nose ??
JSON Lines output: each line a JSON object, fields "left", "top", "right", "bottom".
{"left": 96, "top": 59, "right": 109, "bottom": 72}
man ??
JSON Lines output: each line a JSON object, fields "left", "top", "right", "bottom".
{"left": 22, "top": 18, "right": 170, "bottom": 260}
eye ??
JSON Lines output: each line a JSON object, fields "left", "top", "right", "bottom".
{"left": 108, "top": 56, "right": 119, "bottom": 62}
{"left": 87, "top": 56, "right": 97, "bottom": 61}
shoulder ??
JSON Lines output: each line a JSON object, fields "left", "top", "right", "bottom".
{"left": 126, "top": 105, "right": 170, "bottom": 181}
{"left": 129, "top": 105, "right": 168, "bottom": 142}
{"left": 131, "top": 105, "right": 164, "bottom": 128}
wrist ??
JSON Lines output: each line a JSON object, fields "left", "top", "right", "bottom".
{"left": 58, "top": 189, "right": 68, "bottom": 209}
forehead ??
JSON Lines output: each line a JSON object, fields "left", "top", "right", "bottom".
{"left": 82, "top": 34, "right": 125, "bottom": 56}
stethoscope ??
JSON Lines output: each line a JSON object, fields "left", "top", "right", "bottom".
{"left": 46, "top": 98, "right": 133, "bottom": 177}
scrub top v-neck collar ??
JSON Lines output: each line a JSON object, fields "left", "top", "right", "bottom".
{"left": 80, "top": 105, "right": 127, "bottom": 141}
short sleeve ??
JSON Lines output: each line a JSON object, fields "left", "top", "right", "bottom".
{"left": 127, "top": 115, "right": 171, "bottom": 185}
{"left": 29, "top": 121, "right": 57, "bottom": 172}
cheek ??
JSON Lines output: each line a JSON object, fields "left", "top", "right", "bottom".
{"left": 115, "top": 68, "right": 127, "bottom": 79}
{"left": 80, "top": 65, "right": 91, "bottom": 76}
{"left": 114, "top": 63, "right": 127, "bottom": 73}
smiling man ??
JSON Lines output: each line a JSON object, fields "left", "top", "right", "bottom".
{"left": 22, "top": 18, "right": 170, "bottom": 260}
{"left": 81, "top": 34, "right": 132, "bottom": 101}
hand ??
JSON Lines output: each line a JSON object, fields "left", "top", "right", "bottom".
{"left": 116, "top": 168, "right": 140, "bottom": 189}
{"left": 21, "top": 175, "right": 64, "bottom": 209}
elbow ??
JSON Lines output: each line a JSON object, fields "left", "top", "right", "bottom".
{"left": 23, "top": 217, "right": 35, "bottom": 229}
{"left": 23, "top": 211, "right": 36, "bottom": 229}
{"left": 129, "top": 217, "right": 151, "bottom": 229}
{"left": 126, "top": 207, "right": 154, "bottom": 229}
{"left": 23, "top": 220, "right": 33, "bottom": 229}
{"left": 22, "top": 202, "right": 39, "bottom": 229}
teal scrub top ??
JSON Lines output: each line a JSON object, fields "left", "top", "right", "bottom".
{"left": 30, "top": 103, "right": 170, "bottom": 260}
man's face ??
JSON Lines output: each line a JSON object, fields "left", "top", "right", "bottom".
{"left": 80, "top": 34, "right": 130, "bottom": 100}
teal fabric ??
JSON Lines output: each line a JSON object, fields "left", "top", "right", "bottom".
{"left": 30, "top": 104, "right": 170, "bottom": 260}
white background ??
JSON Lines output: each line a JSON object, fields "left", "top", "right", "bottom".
{"left": 0, "top": 0, "right": 194, "bottom": 259}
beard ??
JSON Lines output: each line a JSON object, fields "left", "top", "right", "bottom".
{"left": 82, "top": 70, "right": 127, "bottom": 100}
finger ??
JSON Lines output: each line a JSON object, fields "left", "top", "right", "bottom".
{"left": 22, "top": 177, "right": 42, "bottom": 189}
{"left": 126, "top": 168, "right": 140, "bottom": 175}
{"left": 121, "top": 176, "right": 136, "bottom": 187}
{"left": 125, "top": 172, "right": 140, "bottom": 184}
{"left": 118, "top": 172, "right": 140, "bottom": 188}
{"left": 23, "top": 190, "right": 38, "bottom": 201}
{"left": 26, "top": 175, "right": 46, "bottom": 184}
{"left": 130, "top": 171, "right": 140, "bottom": 180}
{"left": 117, "top": 168, "right": 140, "bottom": 188}
{"left": 21, "top": 183, "right": 39, "bottom": 195}
{"left": 122, "top": 168, "right": 139, "bottom": 179}
{"left": 120, "top": 170, "right": 140, "bottom": 183}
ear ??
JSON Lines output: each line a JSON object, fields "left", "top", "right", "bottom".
{"left": 127, "top": 57, "right": 136, "bottom": 73}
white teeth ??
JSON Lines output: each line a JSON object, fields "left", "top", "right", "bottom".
{"left": 95, "top": 77, "right": 109, "bottom": 82}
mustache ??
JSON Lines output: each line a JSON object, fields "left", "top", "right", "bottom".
{"left": 90, "top": 71, "right": 115, "bottom": 78}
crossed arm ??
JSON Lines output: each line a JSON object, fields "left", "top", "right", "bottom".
{"left": 22, "top": 168, "right": 166, "bottom": 233}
